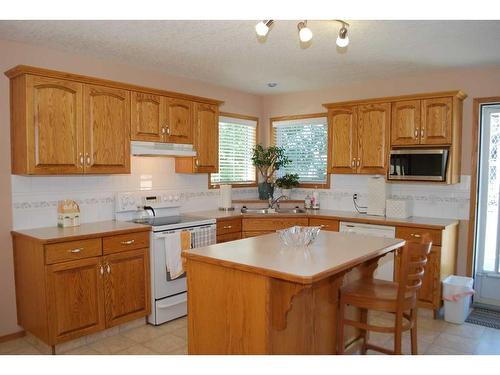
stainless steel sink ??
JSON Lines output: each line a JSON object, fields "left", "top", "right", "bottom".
{"left": 240, "top": 207, "right": 269, "bottom": 214}
{"left": 276, "top": 208, "right": 306, "bottom": 214}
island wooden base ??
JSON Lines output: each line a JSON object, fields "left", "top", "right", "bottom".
{"left": 186, "top": 257, "right": 381, "bottom": 354}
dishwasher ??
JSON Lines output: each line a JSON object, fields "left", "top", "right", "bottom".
{"left": 339, "top": 221, "right": 396, "bottom": 281}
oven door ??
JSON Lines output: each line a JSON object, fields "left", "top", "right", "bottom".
{"left": 389, "top": 149, "right": 448, "bottom": 181}
{"left": 152, "top": 224, "right": 216, "bottom": 300}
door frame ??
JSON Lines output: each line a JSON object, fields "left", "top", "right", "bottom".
{"left": 466, "top": 97, "right": 500, "bottom": 277}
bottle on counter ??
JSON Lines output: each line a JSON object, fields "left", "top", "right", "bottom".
{"left": 312, "top": 189, "right": 320, "bottom": 210}
{"left": 304, "top": 194, "right": 312, "bottom": 209}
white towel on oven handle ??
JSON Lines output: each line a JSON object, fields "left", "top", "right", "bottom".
{"left": 164, "top": 232, "right": 183, "bottom": 279}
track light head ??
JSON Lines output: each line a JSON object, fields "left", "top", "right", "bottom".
{"left": 297, "top": 21, "right": 313, "bottom": 43}
{"left": 255, "top": 20, "right": 274, "bottom": 37}
{"left": 336, "top": 23, "right": 349, "bottom": 48}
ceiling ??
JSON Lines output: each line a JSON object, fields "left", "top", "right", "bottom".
{"left": 0, "top": 20, "right": 499, "bottom": 94}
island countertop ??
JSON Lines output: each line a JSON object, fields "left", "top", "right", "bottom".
{"left": 183, "top": 231, "right": 405, "bottom": 284}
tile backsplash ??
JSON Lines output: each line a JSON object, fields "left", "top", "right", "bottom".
{"left": 11, "top": 157, "right": 470, "bottom": 230}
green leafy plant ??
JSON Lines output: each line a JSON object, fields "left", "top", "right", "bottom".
{"left": 251, "top": 144, "right": 291, "bottom": 183}
{"left": 275, "top": 173, "right": 300, "bottom": 189}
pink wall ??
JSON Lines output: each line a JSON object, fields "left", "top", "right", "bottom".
{"left": 0, "top": 38, "right": 262, "bottom": 337}
{"left": 260, "top": 65, "right": 500, "bottom": 175}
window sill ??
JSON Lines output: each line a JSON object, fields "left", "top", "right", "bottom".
{"left": 209, "top": 182, "right": 258, "bottom": 189}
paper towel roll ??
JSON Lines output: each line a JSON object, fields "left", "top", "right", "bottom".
{"left": 219, "top": 184, "right": 233, "bottom": 209}
{"left": 367, "top": 176, "right": 386, "bottom": 216}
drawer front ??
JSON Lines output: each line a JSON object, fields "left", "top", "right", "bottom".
{"left": 242, "top": 231, "right": 274, "bottom": 238}
{"left": 45, "top": 238, "right": 102, "bottom": 264}
{"left": 103, "top": 231, "right": 150, "bottom": 255}
{"left": 242, "top": 217, "right": 309, "bottom": 232}
{"left": 309, "top": 218, "right": 340, "bottom": 232}
{"left": 216, "top": 218, "right": 242, "bottom": 236}
{"left": 395, "top": 226, "right": 442, "bottom": 246}
{"left": 217, "top": 232, "right": 242, "bottom": 243}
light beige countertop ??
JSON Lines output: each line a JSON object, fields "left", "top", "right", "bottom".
{"left": 11, "top": 220, "right": 151, "bottom": 244}
{"left": 183, "top": 231, "right": 405, "bottom": 284}
{"left": 188, "top": 208, "right": 458, "bottom": 229}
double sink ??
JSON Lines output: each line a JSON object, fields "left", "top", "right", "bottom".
{"left": 240, "top": 207, "right": 307, "bottom": 214}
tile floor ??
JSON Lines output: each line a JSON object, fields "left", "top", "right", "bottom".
{"left": 1, "top": 310, "right": 499, "bottom": 355}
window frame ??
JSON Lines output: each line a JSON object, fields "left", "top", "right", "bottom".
{"left": 209, "top": 111, "right": 259, "bottom": 189}
{"left": 270, "top": 112, "right": 330, "bottom": 189}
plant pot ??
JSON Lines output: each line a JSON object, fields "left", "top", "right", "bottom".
{"left": 258, "top": 182, "right": 274, "bottom": 200}
{"left": 281, "top": 188, "right": 292, "bottom": 199}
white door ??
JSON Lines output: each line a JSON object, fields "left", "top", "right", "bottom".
{"left": 475, "top": 104, "right": 500, "bottom": 307}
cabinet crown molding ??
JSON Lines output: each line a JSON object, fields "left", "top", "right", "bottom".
{"left": 322, "top": 90, "right": 467, "bottom": 108}
{"left": 5, "top": 64, "right": 225, "bottom": 106}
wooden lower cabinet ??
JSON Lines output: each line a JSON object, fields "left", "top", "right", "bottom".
{"left": 217, "top": 232, "right": 242, "bottom": 243}
{"left": 12, "top": 229, "right": 151, "bottom": 346}
{"left": 103, "top": 248, "right": 150, "bottom": 327}
{"left": 46, "top": 257, "right": 105, "bottom": 343}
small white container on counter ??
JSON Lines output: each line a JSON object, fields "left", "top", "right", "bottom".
{"left": 386, "top": 199, "right": 412, "bottom": 219}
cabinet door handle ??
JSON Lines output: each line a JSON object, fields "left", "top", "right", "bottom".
{"left": 79, "top": 153, "right": 84, "bottom": 166}
{"left": 166, "top": 127, "right": 170, "bottom": 135}
{"left": 410, "top": 233, "right": 422, "bottom": 238}
{"left": 99, "top": 264, "right": 104, "bottom": 275}
{"left": 68, "top": 248, "right": 83, "bottom": 253}
{"left": 420, "top": 128, "right": 424, "bottom": 137}
{"left": 121, "top": 239, "right": 135, "bottom": 245}
{"left": 85, "top": 153, "right": 91, "bottom": 166}
{"left": 161, "top": 127, "right": 166, "bottom": 134}
{"left": 195, "top": 159, "right": 200, "bottom": 167}
{"left": 356, "top": 158, "right": 360, "bottom": 167}
{"left": 351, "top": 159, "right": 355, "bottom": 167}
{"left": 223, "top": 225, "right": 232, "bottom": 229}
{"left": 414, "top": 129, "right": 419, "bottom": 138}
{"left": 106, "top": 264, "right": 111, "bottom": 274}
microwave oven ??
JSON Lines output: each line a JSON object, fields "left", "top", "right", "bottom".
{"left": 388, "top": 149, "right": 449, "bottom": 181}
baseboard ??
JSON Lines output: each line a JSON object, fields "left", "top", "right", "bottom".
{"left": 0, "top": 330, "right": 25, "bottom": 343}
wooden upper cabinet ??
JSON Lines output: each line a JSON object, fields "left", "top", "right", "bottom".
{"left": 328, "top": 107, "right": 358, "bottom": 174}
{"left": 103, "top": 248, "right": 150, "bottom": 328}
{"left": 391, "top": 100, "right": 421, "bottom": 146}
{"left": 46, "top": 257, "right": 105, "bottom": 343}
{"left": 25, "top": 75, "right": 84, "bottom": 174}
{"left": 357, "top": 103, "right": 390, "bottom": 174}
{"left": 83, "top": 84, "right": 131, "bottom": 174}
{"left": 130, "top": 92, "right": 165, "bottom": 142}
{"left": 421, "top": 97, "right": 453, "bottom": 145}
{"left": 193, "top": 103, "right": 219, "bottom": 173}
{"left": 165, "top": 97, "right": 193, "bottom": 144}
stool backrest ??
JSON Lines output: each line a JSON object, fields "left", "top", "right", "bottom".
{"left": 397, "top": 234, "right": 432, "bottom": 305}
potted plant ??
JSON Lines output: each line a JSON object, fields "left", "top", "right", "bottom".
{"left": 252, "top": 144, "right": 291, "bottom": 200}
{"left": 275, "top": 173, "right": 300, "bottom": 199}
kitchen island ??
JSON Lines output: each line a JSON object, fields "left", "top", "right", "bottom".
{"left": 183, "top": 231, "right": 405, "bottom": 354}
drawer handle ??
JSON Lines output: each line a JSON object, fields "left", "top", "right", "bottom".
{"left": 121, "top": 240, "right": 135, "bottom": 245}
{"left": 68, "top": 248, "right": 83, "bottom": 253}
{"left": 223, "top": 225, "right": 233, "bottom": 229}
{"left": 320, "top": 224, "right": 329, "bottom": 228}
{"left": 410, "top": 233, "right": 422, "bottom": 238}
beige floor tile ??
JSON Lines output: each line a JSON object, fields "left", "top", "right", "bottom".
{"left": 62, "top": 346, "right": 101, "bottom": 355}
{"left": 425, "top": 343, "right": 465, "bottom": 355}
{"left": 432, "top": 332, "right": 478, "bottom": 354}
{"left": 156, "top": 317, "right": 188, "bottom": 334}
{"left": 442, "top": 322, "right": 485, "bottom": 339}
{"left": 87, "top": 334, "right": 137, "bottom": 354}
{"left": 482, "top": 327, "right": 500, "bottom": 341}
{"left": 166, "top": 345, "right": 188, "bottom": 355}
{"left": 0, "top": 338, "right": 36, "bottom": 354}
{"left": 7, "top": 344, "right": 44, "bottom": 355}
{"left": 121, "top": 325, "right": 167, "bottom": 344}
{"left": 143, "top": 334, "right": 186, "bottom": 354}
{"left": 116, "top": 344, "right": 157, "bottom": 355}
{"left": 170, "top": 327, "right": 188, "bottom": 341}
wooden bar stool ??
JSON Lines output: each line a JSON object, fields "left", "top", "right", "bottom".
{"left": 337, "top": 235, "right": 432, "bottom": 355}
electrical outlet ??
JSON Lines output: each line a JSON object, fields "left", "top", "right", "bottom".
{"left": 353, "top": 193, "right": 358, "bottom": 200}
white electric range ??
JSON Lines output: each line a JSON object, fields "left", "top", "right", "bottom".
{"left": 115, "top": 191, "right": 216, "bottom": 325}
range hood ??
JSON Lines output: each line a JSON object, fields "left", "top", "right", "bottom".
{"left": 131, "top": 141, "right": 197, "bottom": 157}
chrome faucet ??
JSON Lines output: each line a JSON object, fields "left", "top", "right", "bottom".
{"left": 268, "top": 195, "right": 288, "bottom": 209}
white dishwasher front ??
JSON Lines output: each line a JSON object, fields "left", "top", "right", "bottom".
{"left": 339, "top": 221, "right": 396, "bottom": 281}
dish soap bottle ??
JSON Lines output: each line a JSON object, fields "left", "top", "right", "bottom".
{"left": 312, "top": 189, "right": 320, "bottom": 210}
{"left": 304, "top": 194, "right": 312, "bottom": 209}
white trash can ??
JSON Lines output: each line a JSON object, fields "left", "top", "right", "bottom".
{"left": 442, "top": 275, "right": 474, "bottom": 324}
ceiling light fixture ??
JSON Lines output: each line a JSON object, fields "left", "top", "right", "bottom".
{"left": 255, "top": 20, "right": 274, "bottom": 37}
{"left": 336, "top": 21, "right": 349, "bottom": 48}
{"left": 254, "top": 20, "right": 350, "bottom": 49}
{"left": 297, "top": 21, "right": 313, "bottom": 43}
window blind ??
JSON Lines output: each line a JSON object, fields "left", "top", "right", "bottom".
{"left": 211, "top": 116, "right": 257, "bottom": 185}
{"left": 272, "top": 117, "right": 328, "bottom": 184}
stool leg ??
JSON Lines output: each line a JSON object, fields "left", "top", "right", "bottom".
{"left": 337, "top": 298, "right": 346, "bottom": 354}
{"left": 410, "top": 308, "right": 418, "bottom": 355}
{"left": 394, "top": 312, "right": 403, "bottom": 355}
{"left": 360, "top": 308, "right": 368, "bottom": 354}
